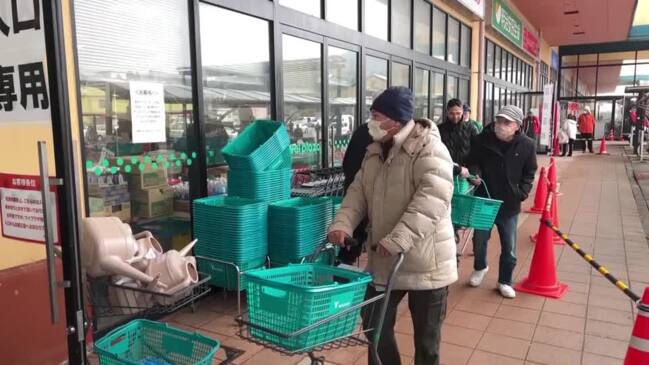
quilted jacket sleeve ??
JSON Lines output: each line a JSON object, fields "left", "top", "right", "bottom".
{"left": 380, "top": 135, "right": 455, "bottom": 255}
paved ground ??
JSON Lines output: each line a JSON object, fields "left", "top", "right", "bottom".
{"left": 93, "top": 144, "right": 649, "bottom": 365}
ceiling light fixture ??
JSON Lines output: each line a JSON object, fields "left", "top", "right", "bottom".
{"left": 564, "top": 10, "right": 579, "bottom": 15}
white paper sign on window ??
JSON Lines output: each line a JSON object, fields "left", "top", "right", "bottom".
{"left": 129, "top": 81, "right": 166, "bottom": 143}
{"left": 539, "top": 83, "right": 554, "bottom": 147}
{"left": 0, "top": 0, "right": 50, "bottom": 123}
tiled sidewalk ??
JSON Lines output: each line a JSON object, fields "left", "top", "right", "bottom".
{"left": 153, "top": 146, "right": 647, "bottom": 364}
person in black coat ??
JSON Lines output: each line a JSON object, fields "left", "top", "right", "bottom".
{"left": 438, "top": 98, "right": 478, "bottom": 177}
{"left": 465, "top": 105, "right": 538, "bottom": 299}
{"left": 337, "top": 122, "right": 372, "bottom": 265}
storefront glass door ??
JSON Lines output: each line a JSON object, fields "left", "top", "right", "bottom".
{"left": 0, "top": 0, "right": 86, "bottom": 363}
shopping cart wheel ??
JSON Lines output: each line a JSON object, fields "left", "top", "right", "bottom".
{"left": 308, "top": 352, "right": 325, "bottom": 365}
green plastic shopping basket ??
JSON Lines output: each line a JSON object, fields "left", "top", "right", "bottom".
{"left": 451, "top": 181, "right": 502, "bottom": 231}
{"left": 244, "top": 263, "right": 372, "bottom": 351}
{"left": 95, "top": 319, "right": 220, "bottom": 365}
{"left": 453, "top": 176, "right": 472, "bottom": 195}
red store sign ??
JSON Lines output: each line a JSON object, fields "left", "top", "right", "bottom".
{"left": 0, "top": 172, "right": 60, "bottom": 244}
{"left": 523, "top": 27, "right": 539, "bottom": 57}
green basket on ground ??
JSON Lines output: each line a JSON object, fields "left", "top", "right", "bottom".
{"left": 244, "top": 264, "right": 372, "bottom": 351}
{"left": 221, "top": 120, "right": 290, "bottom": 171}
{"left": 451, "top": 182, "right": 502, "bottom": 231}
{"left": 95, "top": 319, "right": 219, "bottom": 365}
{"left": 197, "top": 256, "right": 266, "bottom": 291}
{"left": 227, "top": 168, "right": 292, "bottom": 202}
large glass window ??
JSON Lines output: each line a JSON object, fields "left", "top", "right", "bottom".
{"left": 365, "top": 56, "right": 388, "bottom": 119}
{"left": 577, "top": 67, "right": 597, "bottom": 96}
{"left": 327, "top": 0, "right": 358, "bottom": 30}
{"left": 282, "top": 35, "right": 322, "bottom": 169}
{"left": 431, "top": 72, "right": 445, "bottom": 124}
{"left": 200, "top": 5, "right": 271, "bottom": 172}
{"left": 494, "top": 45, "right": 502, "bottom": 79}
{"left": 366, "top": 0, "right": 389, "bottom": 40}
{"left": 391, "top": 0, "right": 411, "bottom": 48}
{"left": 414, "top": 0, "right": 431, "bottom": 54}
{"left": 447, "top": 17, "right": 460, "bottom": 64}
{"left": 327, "top": 46, "right": 357, "bottom": 167}
{"left": 76, "top": 0, "right": 195, "bottom": 247}
{"left": 447, "top": 75, "right": 458, "bottom": 100}
{"left": 391, "top": 62, "right": 411, "bottom": 87}
{"left": 459, "top": 78, "right": 469, "bottom": 105}
{"left": 460, "top": 24, "right": 471, "bottom": 67}
{"left": 484, "top": 81, "right": 494, "bottom": 125}
{"left": 415, "top": 68, "right": 429, "bottom": 118}
{"left": 279, "top": 0, "right": 321, "bottom": 17}
{"left": 486, "top": 41, "right": 494, "bottom": 76}
{"left": 432, "top": 7, "right": 446, "bottom": 60}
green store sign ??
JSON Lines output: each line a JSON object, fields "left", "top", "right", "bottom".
{"left": 492, "top": 0, "right": 522, "bottom": 47}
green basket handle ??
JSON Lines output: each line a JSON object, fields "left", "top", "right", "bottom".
{"left": 464, "top": 175, "right": 491, "bottom": 199}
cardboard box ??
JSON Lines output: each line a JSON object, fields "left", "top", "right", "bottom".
{"left": 126, "top": 166, "right": 168, "bottom": 190}
{"left": 131, "top": 187, "right": 173, "bottom": 219}
{"left": 89, "top": 202, "right": 131, "bottom": 222}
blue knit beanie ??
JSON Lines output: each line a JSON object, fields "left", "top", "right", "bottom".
{"left": 370, "top": 86, "right": 414, "bottom": 124}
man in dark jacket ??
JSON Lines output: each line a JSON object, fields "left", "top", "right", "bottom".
{"left": 466, "top": 105, "right": 537, "bottom": 298}
{"left": 336, "top": 122, "right": 372, "bottom": 265}
{"left": 439, "top": 98, "right": 478, "bottom": 178}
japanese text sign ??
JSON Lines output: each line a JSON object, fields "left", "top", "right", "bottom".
{"left": 0, "top": 172, "right": 59, "bottom": 244}
{"left": 0, "top": 0, "right": 50, "bottom": 122}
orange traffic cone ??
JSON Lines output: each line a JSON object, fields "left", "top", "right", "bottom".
{"left": 516, "top": 192, "right": 569, "bottom": 299}
{"left": 598, "top": 137, "right": 609, "bottom": 155}
{"left": 608, "top": 129, "right": 615, "bottom": 141}
{"left": 547, "top": 158, "right": 557, "bottom": 188}
{"left": 624, "top": 287, "right": 649, "bottom": 365}
{"left": 526, "top": 167, "right": 547, "bottom": 214}
{"left": 530, "top": 189, "right": 564, "bottom": 245}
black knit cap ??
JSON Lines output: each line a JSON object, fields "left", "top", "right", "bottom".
{"left": 370, "top": 86, "right": 414, "bottom": 124}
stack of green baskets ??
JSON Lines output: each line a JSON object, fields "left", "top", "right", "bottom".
{"left": 222, "top": 120, "right": 293, "bottom": 203}
{"left": 329, "top": 196, "right": 343, "bottom": 216}
{"left": 193, "top": 196, "right": 268, "bottom": 290}
{"left": 268, "top": 197, "right": 333, "bottom": 263}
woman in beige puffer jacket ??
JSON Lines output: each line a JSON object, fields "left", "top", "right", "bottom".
{"left": 329, "top": 118, "right": 458, "bottom": 290}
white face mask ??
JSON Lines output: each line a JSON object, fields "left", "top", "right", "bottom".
{"left": 368, "top": 118, "right": 387, "bottom": 141}
{"left": 495, "top": 123, "right": 517, "bottom": 141}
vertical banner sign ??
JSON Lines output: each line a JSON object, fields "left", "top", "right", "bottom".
{"left": 130, "top": 81, "right": 166, "bottom": 143}
{"left": 0, "top": 0, "right": 50, "bottom": 122}
{"left": 492, "top": 0, "right": 522, "bottom": 47}
{"left": 539, "top": 83, "right": 554, "bottom": 146}
{"left": 456, "top": 0, "right": 485, "bottom": 19}
{"left": 0, "top": 173, "right": 59, "bottom": 244}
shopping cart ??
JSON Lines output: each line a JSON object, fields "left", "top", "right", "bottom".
{"left": 235, "top": 238, "right": 404, "bottom": 365}
{"left": 292, "top": 167, "right": 345, "bottom": 198}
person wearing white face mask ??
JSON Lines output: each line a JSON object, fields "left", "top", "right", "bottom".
{"left": 328, "top": 86, "right": 456, "bottom": 365}
{"left": 465, "top": 105, "right": 538, "bottom": 299}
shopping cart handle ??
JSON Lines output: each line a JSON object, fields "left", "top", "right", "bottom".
{"left": 344, "top": 236, "right": 360, "bottom": 248}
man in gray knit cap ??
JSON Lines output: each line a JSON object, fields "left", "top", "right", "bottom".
{"left": 466, "top": 105, "right": 538, "bottom": 298}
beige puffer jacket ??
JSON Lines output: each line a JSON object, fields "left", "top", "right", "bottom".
{"left": 329, "top": 119, "right": 457, "bottom": 290}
